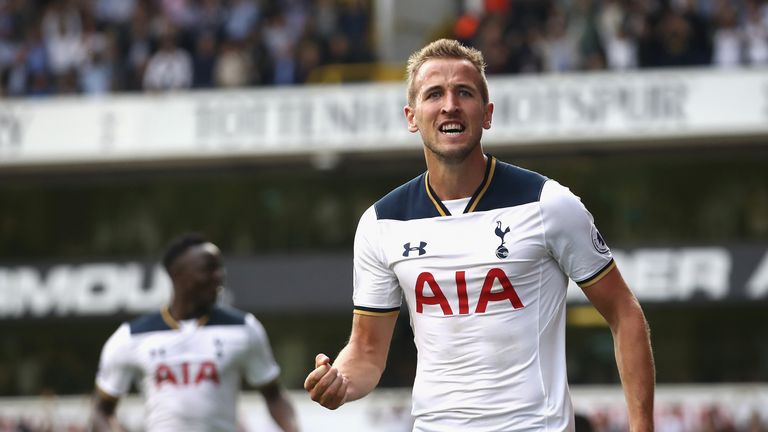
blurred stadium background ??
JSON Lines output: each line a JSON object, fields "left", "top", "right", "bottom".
{"left": 1, "top": 0, "right": 768, "bottom": 430}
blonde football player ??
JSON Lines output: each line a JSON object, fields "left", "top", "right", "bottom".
{"left": 305, "top": 39, "right": 655, "bottom": 431}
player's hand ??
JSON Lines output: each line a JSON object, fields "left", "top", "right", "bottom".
{"left": 304, "top": 353, "right": 348, "bottom": 410}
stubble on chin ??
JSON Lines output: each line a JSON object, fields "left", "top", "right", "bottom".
{"left": 424, "top": 139, "right": 478, "bottom": 165}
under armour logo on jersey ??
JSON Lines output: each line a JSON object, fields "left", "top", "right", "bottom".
{"left": 494, "top": 221, "right": 511, "bottom": 259}
{"left": 403, "top": 241, "right": 427, "bottom": 257}
{"left": 149, "top": 348, "right": 166, "bottom": 358}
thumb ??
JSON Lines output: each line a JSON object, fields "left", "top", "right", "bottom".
{"left": 315, "top": 353, "right": 331, "bottom": 368}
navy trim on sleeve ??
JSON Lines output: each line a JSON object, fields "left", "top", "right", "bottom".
{"left": 353, "top": 305, "right": 401, "bottom": 317}
{"left": 575, "top": 259, "right": 616, "bottom": 288}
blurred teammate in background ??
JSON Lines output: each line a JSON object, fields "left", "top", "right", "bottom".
{"left": 305, "top": 39, "right": 655, "bottom": 431}
{"left": 90, "top": 233, "right": 298, "bottom": 432}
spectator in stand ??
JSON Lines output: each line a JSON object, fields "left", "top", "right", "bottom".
{"left": 0, "top": 1, "right": 32, "bottom": 96}
{"left": 597, "top": 0, "right": 638, "bottom": 70}
{"left": 263, "top": 11, "right": 297, "bottom": 85}
{"left": 159, "top": 0, "right": 198, "bottom": 32}
{"left": 639, "top": 6, "right": 711, "bottom": 67}
{"left": 711, "top": 1, "right": 742, "bottom": 67}
{"left": 281, "top": 0, "right": 311, "bottom": 43}
{"left": 24, "top": 26, "right": 52, "bottom": 97}
{"left": 123, "top": 3, "right": 154, "bottom": 91}
{"left": 743, "top": 0, "right": 768, "bottom": 65}
{"left": 224, "top": 0, "right": 260, "bottom": 42}
{"left": 214, "top": 39, "right": 253, "bottom": 87}
{"left": 4, "top": 48, "right": 28, "bottom": 96}
{"left": 337, "top": 0, "right": 373, "bottom": 63}
{"left": 194, "top": 0, "right": 227, "bottom": 36}
{"left": 325, "top": 31, "right": 354, "bottom": 65}
{"left": 92, "top": 0, "right": 136, "bottom": 30}
{"left": 510, "top": 26, "right": 545, "bottom": 73}
{"left": 80, "top": 47, "right": 112, "bottom": 94}
{"left": 192, "top": 30, "right": 217, "bottom": 88}
{"left": 313, "top": 0, "right": 340, "bottom": 40}
{"left": 0, "top": 10, "right": 18, "bottom": 76}
{"left": 473, "top": 14, "right": 512, "bottom": 75}
{"left": 244, "top": 26, "right": 275, "bottom": 85}
{"left": 76, "top": 7, "right": 116, "bottom": 94}
{"left": 294, "top": 38, "right": 323, "bottom": 84}
{"left": 41, "top": 0, "right": 85, "bottom": 83}
{"left": 143, "top": 29, "right": 193, "bottom": 91}
{"left": 539, "top": 5, "right": 580, "bottom": 72}
{"left": 567, "top": 0, "right": 606, "bottom": 70}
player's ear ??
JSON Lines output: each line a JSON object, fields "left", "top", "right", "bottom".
{"left": 483, "top": 102, "right": 494, "bottom": 130}
{"left": 404, "top": 105, "right": 419, "bottom": 133}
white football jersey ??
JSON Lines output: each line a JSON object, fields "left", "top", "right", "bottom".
{"left": 95, "top": 305, "right": 280, "bottom": 432}
{"left": 353, "top": 156, "right": 614, "bottom": 432}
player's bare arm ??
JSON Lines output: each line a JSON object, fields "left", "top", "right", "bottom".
{"left": 305, "top": 313, "right": 397, "bottom": 409}
{"left": 89, "top": 391, "right": 126, "bottom": 432}
{"left": 583, "top": 266, "right": 656, "bottom": 432}
{"left": 260, "top": 379, "right": 299, "bottom": 432}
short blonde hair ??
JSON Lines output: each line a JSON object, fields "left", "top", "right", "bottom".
{"left": 406, "top": 39, "right": 489, "bottom": 107}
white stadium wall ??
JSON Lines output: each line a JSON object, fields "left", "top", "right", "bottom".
{"left": 1, "top": 67, "right": 767, "bottom": 171}
{"left": 1, "top": 385, "right": 767, "bottom": 431}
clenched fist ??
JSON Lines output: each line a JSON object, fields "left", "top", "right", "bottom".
{"left": 304, "top": 353, "right": 349, "bottom": 410}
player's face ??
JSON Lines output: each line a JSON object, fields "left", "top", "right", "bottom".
{"left": 405, "top": 58, "right": 493, "bottom": 165}
{"left": 177, "top": 243, "right": 225, "bottom": 311}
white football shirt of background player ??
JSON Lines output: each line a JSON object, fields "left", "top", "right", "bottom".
{"left": 96, "top": 305, "right": 280, "bottom": 432}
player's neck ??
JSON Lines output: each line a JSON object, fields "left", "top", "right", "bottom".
{"left": 425, "top": 152, "right": 487, "bottom": 200}
{"left": 167, "top": 301, "right": 211, "bottom": 321}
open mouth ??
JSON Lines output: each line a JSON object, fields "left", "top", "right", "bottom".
{"left": 439, "top": 122, "right": 466, "bottom": 136}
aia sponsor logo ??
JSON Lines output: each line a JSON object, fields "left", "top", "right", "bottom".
{"left": 415, "top": 268, "right": 524, "bottom": 315}
{"left": 154, "top": 361, "right": 220, "bottom": 387}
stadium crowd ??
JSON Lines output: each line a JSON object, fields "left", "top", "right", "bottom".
{"left": 1, "top": 0, "right": 767, "bottom": 97}
{"left": 0, "top": 0, "right": 374, "bottom": 95}
{"left": 458, "top": 0, "right": 768, "bottom": 73}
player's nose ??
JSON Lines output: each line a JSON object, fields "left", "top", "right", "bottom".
{"left": 441, "top": 92, "right": 460, "bottom": 114}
